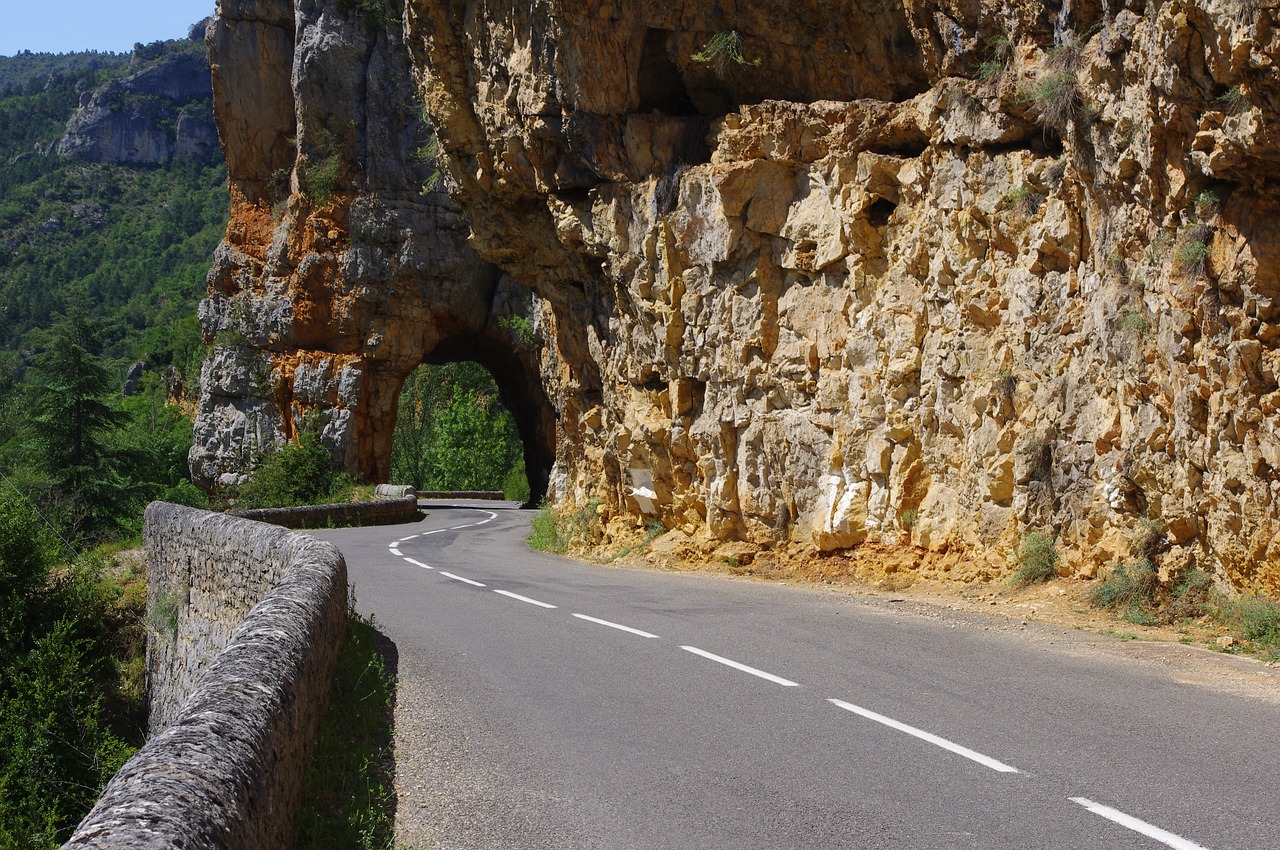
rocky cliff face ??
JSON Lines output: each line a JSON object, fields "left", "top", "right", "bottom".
{"left": 196, "top": 0, "right": 1280, "bottom": 594}
{"left": 57, "top": 38, "right": 220, "bottom": 165}
{"left": 190, "top": 0, "right": 555, "bottom": 499}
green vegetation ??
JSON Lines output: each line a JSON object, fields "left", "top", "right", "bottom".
{"left": 691, "top": 31, "right": 760, "bottom": 71}
{"left": 1012, "top": 531, "right": 1058, "bottom": 585}
{"left": 302, "top": 152, "right": 342, "bottom": 207}
{"left": 1174, "top": 231, "right": 1212, "bottom": 277}
{"left": 1117, "top": 309, "right": 1151, "bottom": 336}
{"left": 294, "top": 612, "right": 396, "bottom": 850}
{"left": 1217, "top": 85, "right": 1250, "bottom": 114}
{"left": 978, "top": 34, "right": 1013, "bottom": 81}
{"left": 527, "top": 498, "right": 602, "bottom": 555}
{"left": 233, "top": 427, "right": 349, "bottom": 510}
{"left": 0, "top": 498, "right": 147, "bottom": 848}
{"left": 390, "top": 362, "right": 528, "bottom": 500}
{"left": 337, "top": 0, "right": 402, "bottom": 30}
{"left": 607, "top": 521, "right": 666, "bottom": 562}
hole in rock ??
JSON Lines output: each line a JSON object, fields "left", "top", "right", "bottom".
{"left": 639, "top": 28, "right": 699, "bottom": 115}
{"left": 866, "top": 197, "right": 897, "bottom": 228}
{"left": 390, "top": 341, "right": 554, "bottom": 505}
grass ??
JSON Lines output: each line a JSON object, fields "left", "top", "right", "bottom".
{"left": 1217, "top": 85, "right": 1250, "bottom": 114}
{"left": 608, "top": 521, "right": 665, "bottom": 562}
{"left": 978, "top": 34, "right": 1012, "bottom": 81}
{"left": 527, "top": 498, "right": 602, "bottom": 555}
{"left": 1174, "top": 235, "right": 1211, "bottom": 278}
{"left": 1012, "top": 532, "right": 1058, "bottom": 585}
{"left": 302, "top": 153, "right": 342, "bottom": 207}
{"left": 294, "top": 611, "right": 397, "bottom": 850}
{"left": 1117, "top": 309, "right": 1151, "bottom": 335}
{"left": 1023, "top": 71, "right": 1082, "bottom": 132}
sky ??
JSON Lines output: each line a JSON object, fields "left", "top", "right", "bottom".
{"left": 0, "top": 1, "right": 217, "bottom": 57}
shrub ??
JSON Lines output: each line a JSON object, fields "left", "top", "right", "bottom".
{"left": 692, "top": 31, "right": 760, "bottom": 71}
{"left": 1023, "top": 70, "right": 1082, "bottom": 132}
{"left": 1174, "top": 236, "right": 1211, "bottom": 278}
{"left": 1217, "top": 85, "right": 1250, "bottom": 114}
{"left": 1091, "top": 559, "right": 1159, "bottom": 613}
{"left": 235, "top": 429, "right": 343, "bottom": 509}
{"left": 1230, "top": 595, "right": 1280, "bottom": 644}
{"left": 302, "top": 153, "right": 341, "bottom": 207}
{"left": 1117, "top": 309, "right": 1151, "bottom": 335}
{"left": 1013, "top": 531, "right": 1058, "bottom": 584}
{"left": 527, "top": 502, "right": 566, "bottom": 554}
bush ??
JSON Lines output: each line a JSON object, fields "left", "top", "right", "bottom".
{"left": 1091, "top": 559, "right": 1159, "bottom": 614}
{"left": 527, "top": 502, "right": 566, "bottom": 554}
{"left": 235, "top": 429, "right": 343, "bottom": 509}
{"left": 526, "top": 498, "right": 601, "bottom": 555}
{"left": 1229, "top": 595, "right": 1280, "bottom": 645}
{"left": 1013, "top": 531, "right": 1058, "bottom": 584}
{"left": 1023, "top": 71, "right": 1082, "bottom": 132}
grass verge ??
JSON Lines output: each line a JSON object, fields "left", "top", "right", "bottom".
{"left": 294, "top": 611, "right": 398, "bottom": 850}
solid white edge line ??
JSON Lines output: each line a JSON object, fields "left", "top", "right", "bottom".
{"left": 680, "top": 646, "right": 800, "bottom": 687}
{"left": 1070, "top": 798, "right": 1211, "bottom": 850}
{"left": 439, "top": 571, "right": 486, "bottom": 587}
{"left": 827, "top": 699, "right": 1020, "bottom": 773}
{"left": 388, "top": 547, "right": 403, "bottom": 556}
{"left": 573, "top": 613, "right": 660, "bottom": 639}
{"left": 404, "top": 558, "right": 433, "bottom": 570}
{"left": 493, "top": 589, "right": 557, "bottom": 609}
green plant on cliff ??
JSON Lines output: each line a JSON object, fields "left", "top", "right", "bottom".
{"left": 692, "top": 31, "right": 761, "bottom": 72}
{"left": 978, "top": 34, "right": 1012, "bottom": 81}
{"left": 338, "top": 0, "right": 401, "bottom": 30}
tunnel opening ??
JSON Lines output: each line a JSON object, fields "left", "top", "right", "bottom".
{"left": 389, "top": 336, "right": 555, "bottom": 505}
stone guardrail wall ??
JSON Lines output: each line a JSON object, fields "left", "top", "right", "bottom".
{"left": 234, "top": 494, "right": 419, "bottom": 529}
{"left": 417, "top": 490, "right": 506, "bottom": 500}
{"left": 61, "top": 502, "right": 348, "bottom": 849}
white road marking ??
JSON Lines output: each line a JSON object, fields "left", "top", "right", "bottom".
{"left": 494, "top": 589, "right": 557, "bottom": 609}
{"left": 827, "top": 699, "right": 1020, "bottom": 773}
{"left": 398, "top": 534, "right": 419, "bottom": 542}
{"left": 573, "top": 613, "right": 660, "bottom": 639}
{"left": 420, "top": 528, "right": 447, "bottom": 536}
{"left": 680, "top": 646, "right": 799, "bottom": 687}
{"left": 404, "top": 558, "right": 433, "bottom": 570}
{"left": 450, "top": 524, "right": 473, "bottom": 530}
{"left": 389, "top": 547, "right": 403, "bottom": 556}
{"left": 1070, "top": 798, "right": 1210, "bottom": 850}
{"left": 439, "top": 571, "right": 486, "bottom": 587}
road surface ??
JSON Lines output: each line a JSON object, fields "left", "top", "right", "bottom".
{"left": 311, "top": 501, "right": 1280, "bottom": 850}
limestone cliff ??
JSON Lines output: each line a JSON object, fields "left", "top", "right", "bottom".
{"left": 58, "top": 35, "right": 220, "bottom": 166}
{"left": 196, "top": 0, "right": 1280, "bottom": 594}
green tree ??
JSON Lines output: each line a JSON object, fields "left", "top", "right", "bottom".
{"left": 389, "top": 362, "right": 525, "bottom": 494}
{"left": 24, "top": 310, "right": 132, "bottom": 534}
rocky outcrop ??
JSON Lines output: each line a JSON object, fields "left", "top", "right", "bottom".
{"left": 190, "top": 0, "right": 556, "bottom": 500}
{"left": 57, "top": 40, "right": 219, "bottom": 165}
{"left": 196, "top": 0, "right": 1280, "bottom": 593}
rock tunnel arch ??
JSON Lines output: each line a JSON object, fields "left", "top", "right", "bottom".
{"left": 388, "top": 331, "right": 556, "bottom": 504}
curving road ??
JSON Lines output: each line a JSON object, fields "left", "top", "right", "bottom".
{"left": 311, "top": 502, "right": 1280, "bottom": 850}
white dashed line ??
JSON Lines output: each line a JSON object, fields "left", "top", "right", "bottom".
{"left": 493, "top": 589, "right": 557, "bottom": 609}
{"left": 404, "top": 558, "right": 433, "bottom": 570}
{"left": 1070, "top": 798, "right": 1210, "bottom": 850}
{"left": 680, "top": 646, "right": 799, "bottom": 687}
{"left": 419, "top": 528, "right": 446, "bottom": 536}
{"left": 828, "top": 699, "right": 1019, "bottom": 773}
{"left": 450, "top": 524, "right": 473, "bottom": 530}
{"left": 573, "top": 613, "right": 660, "bottom": 639}
{"left": 398, "top": 534, "right": 419, "bottom": 542}
{"left": 439, "top": 571, "right": 486, "bottom": 587}
{"left": 388, "top": 547, "right": 403, "bottom": 556}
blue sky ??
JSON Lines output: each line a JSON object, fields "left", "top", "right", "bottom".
{"left": 0, "top": 2, "right": 217, "bottom": 56}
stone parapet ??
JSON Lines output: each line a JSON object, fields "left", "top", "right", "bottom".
{"left": 61, "top": 502, "right": 348, "bottom": 850}
{"left": 234, "top": 494, "right": 420, "bottom": 529}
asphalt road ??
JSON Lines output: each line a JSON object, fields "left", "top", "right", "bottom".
{"left": 311, "top": 502, "right": 1280, "bottom": 850}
